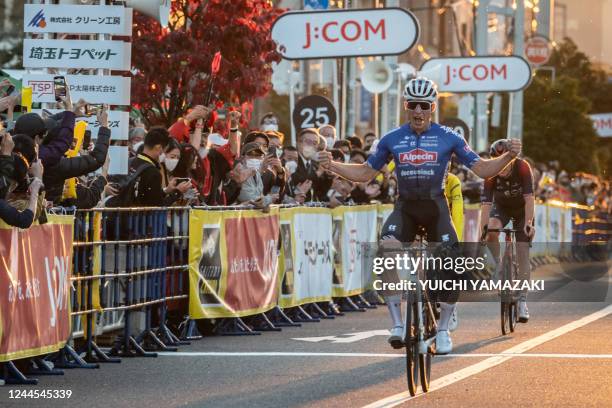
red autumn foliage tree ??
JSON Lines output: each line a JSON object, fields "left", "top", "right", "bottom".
{"left": 131, "top": 0, "right": 283, "bottom": 127}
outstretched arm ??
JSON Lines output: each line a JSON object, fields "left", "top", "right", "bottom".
{"left": 319, "top": 152, "right": 379, "bottom": 183}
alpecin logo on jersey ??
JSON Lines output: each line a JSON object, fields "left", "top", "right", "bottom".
{"left": 399, "top": 149, "right": 438, "bottom": 166}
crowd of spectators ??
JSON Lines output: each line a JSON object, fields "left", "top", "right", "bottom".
{"left": 1, "top": 86, "right": 611, "bottom": 231}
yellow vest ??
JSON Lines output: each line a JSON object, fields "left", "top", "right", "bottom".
{"left": 445, "top": 173, "right": 464, "bottom": 241}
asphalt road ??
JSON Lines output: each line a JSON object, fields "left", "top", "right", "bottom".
{"left": 2, "top": 278, "right": 611, "bottom": 407}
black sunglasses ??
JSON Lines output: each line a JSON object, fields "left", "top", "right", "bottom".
{"left": 407, "top": 101, "right": 432, "bottom": 111}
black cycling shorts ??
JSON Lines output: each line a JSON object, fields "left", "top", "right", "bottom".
{"left": 381, "top": 197, "right": 462, "bottom": 303}
{"left": 489, "top": 204, "right": 529, "bottom": 242}
{"left": 381, "top": 197, "right": 459, "bottom": 245}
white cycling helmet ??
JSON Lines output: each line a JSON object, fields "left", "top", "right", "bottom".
{"left": 402, "top": 77, "right": 438, "bottom": 102}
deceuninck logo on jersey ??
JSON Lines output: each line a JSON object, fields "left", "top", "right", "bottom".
{"left": 399, "top": 149, "right": 438, "bottom": 166}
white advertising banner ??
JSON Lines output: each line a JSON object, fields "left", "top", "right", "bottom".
{"left": 33, "top": 109, "right": 130, "bottom": 141}
{"left": 292, "top": 209, "right": 333, "bottom": 303}
{"left": 23, "top": 39, "right": 131, "bottom": 70}
{"left": 23, "top": 74, "right": 131, "bottom": 105}
{"left": 24, "top": 4, "right": 132, "bottom": 35}
{"left": 272, "top": 8, "right": 419, "bottom": 59}
{"left": 333, "top": 205, "right": 378, "bottom": 296}
{"left": 420, "top": 56, "right": 532, "bottom": 93}
{"left": 590, "top": 113, "right": 612, "bottom": 138}
{"left": 107, "top": 146, "right": 129, "bottom": 175}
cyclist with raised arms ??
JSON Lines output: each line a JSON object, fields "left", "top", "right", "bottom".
{"left": 317, "top": 77, "right": 522, "bottom": 354}
{"left": 480, "top": 139, "right": 535, "bottom": 322}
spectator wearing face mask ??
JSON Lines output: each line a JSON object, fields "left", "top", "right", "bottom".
{"left": 333, "top": 140, "right": 352, "bottom": 163}
{"left": 128, "top": 127, "right": 146, "bottom": 158}
{"left": 131, "top": 127, "right": 191, "bottom": 206}
{"left": 235, "top": 142, "right": 279, "bottom": 206}
{"left": 291, "top": 128, "right": 332, "bottom": 202}
{"left": 260, "top": 112, "right": 279, "bottom": 132}
{"left": 318, "top": 125, "right": 336, "bottom": 151}
{"left": 159, "top": 138, "right": 182, "bottom": 189}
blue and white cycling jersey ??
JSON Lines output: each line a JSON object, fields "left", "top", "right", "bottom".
{"left": 367, "top": 123, "right": 480, "bottom": 199}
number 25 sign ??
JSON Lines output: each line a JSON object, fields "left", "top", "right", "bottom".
{"left": 292, "top": 95, "right": 337, "bottom": 131}
{"left": 272, "top": 8, "right": 419, "bottom": 59}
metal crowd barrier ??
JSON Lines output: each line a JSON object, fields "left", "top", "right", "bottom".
{"left": 57, "top": 207, "right": 191, "bottom": 367}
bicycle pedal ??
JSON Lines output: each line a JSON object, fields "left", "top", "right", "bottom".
{"left": 518, "top": 317, "right": 529, "bottom": 323}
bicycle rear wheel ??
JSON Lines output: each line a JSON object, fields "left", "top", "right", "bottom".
{"left": 501, "top": 302, "right": 510, "bottom": 335}
{"left": 405, "top": 297, "right": 419, "bottom": 396}
{"left": 509, "top": 302, "right": 518, "bottom": 332}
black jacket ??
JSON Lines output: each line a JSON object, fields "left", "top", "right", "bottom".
{"left": 131, "top": 153, "right": 180, "bottom": 207}
{"left": 289, "top": 155, "right": 332, "bottom": 202}
{"left": 44, "top": 126, "right": 111, "bottom": 204}
{"left": 0, "top": 200, "right": 34, "bottom": 229}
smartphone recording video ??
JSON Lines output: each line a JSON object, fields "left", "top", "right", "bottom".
{"left": 53, "top": 76, "right": 67, "bottom": 102}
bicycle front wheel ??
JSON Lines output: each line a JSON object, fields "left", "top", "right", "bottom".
{"left": 405, "top": 297, "right": 419, "bottom": 396}
{"left": 419, "top": 300, "right": 435, "bottom": 392}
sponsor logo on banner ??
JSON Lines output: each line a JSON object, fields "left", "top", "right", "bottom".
{"left": 272, "top": 8, "right": 419, "bottom": 59}
{"left": 33, "top": 109, "right": 130, "bottom": 140}
{"left": 28, "top": 10, "right": 46, "bottom": 28}
{"left": 398, "top": 148, "right": 438, "bottom": 165}
{"left": 23, "top": 39, "right": 131, "bottom": 70}
{"left": 0, "top": 216, "right": 73, "bottom": 362}
{"left": 420, "top": 56, "right": 532, "bottom": 93}
{"left": 24, "top": 4, "right": 133, "bottom": 35}
{"left": 24, "top": 74, "right": 130, "bottom": 105}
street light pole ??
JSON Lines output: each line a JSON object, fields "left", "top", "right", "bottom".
{"left": 474, "top": 0, "right": 490, "bottom": 152}
{"left": 508, "top": 0, "right": 525, "bottom": 140}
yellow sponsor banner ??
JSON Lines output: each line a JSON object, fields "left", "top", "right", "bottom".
{"left": 189, "top": 207, "right": 281, "bottom": 319}
{"left": 277, "top": 207, "right": 334, "bottom": 308}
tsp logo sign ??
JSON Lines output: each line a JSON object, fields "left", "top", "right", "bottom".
{"left": 28, "top": 10, "right": 47, "bottom": 28}
{"left": 399, "top": 149, "right": 438, "bottom": 166}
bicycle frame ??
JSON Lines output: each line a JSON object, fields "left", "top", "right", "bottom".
{"left": 404, "top": 235, "right": 437, "bottom": 355}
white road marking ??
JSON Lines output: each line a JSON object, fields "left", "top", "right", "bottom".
{"left": 158, "top": 352, "right": 612, "bottom": 359}
{"left": 362, "top": 303, "right": 612, "bottom": 408}
{"left": 292, "top": 330, "right": 390, "bottom": 343}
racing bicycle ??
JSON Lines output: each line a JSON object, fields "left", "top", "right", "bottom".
{"left": 481, "top": 222, "right": 520, "bottom": 335}
{"left": 402, "top": 228, "right": 438, "bottom": 396}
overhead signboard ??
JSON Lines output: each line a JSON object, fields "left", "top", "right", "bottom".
{"left": 23, "top": 74, "right": 131, "bottom": 105}
{"left": 24, "top": 4, "right": 133, "bottom": 36}
{"left": 420, "top": 56, "right": 532, "bottom": 93}
{"left": 292, "top": 95, "right": 337, "bottom": 131}
{"left": 590, "top": 113, "right": 612, "bottom": 138}
{"left": 524, "top": 36, "right": 552, "bottom": 66}
{"left": 33, "top": 109, "right": 130, "bottom": 141}
{"left": 23, "top": 39, "right": 131, "bottom": 70}
{"left": 272, "top": 8, "right": 419, "bottom": 59}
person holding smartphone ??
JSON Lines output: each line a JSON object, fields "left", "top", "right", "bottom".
{"left": 14, "top": 77, "right": 85, "bottom": 168}
{"left": 43, "top": 106, "right": 112, "bottom": 206}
